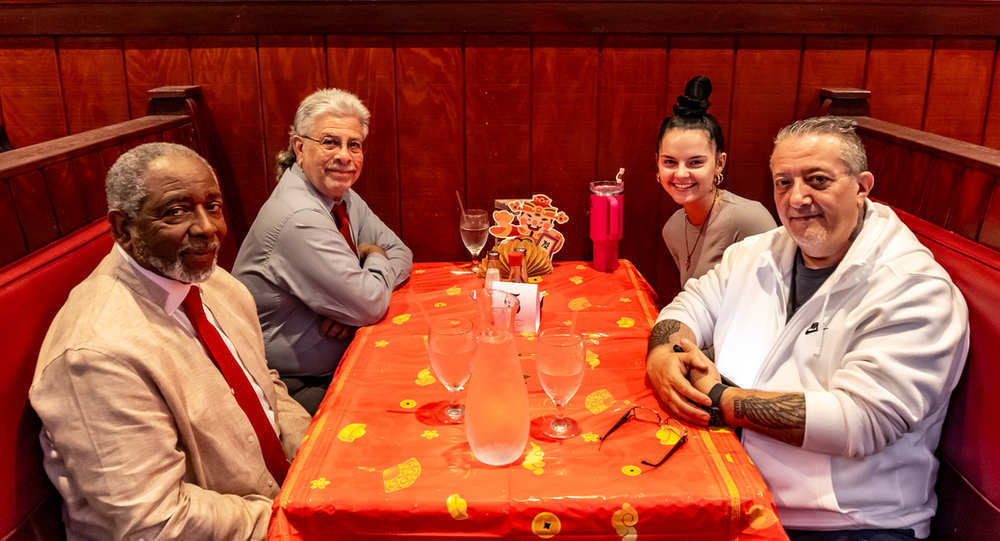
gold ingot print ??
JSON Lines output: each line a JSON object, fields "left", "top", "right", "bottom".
{"left": 446, "top": 493, "right": 468, "bottom": 520}
{"left": 522, "top": 442, "right": 545, "bottom": 475}
{"left": 415, "top": 368, "right": 436, "bottom": 386}
{"left": 434, "top": 302, "right": 447, "bottom": 307}
{"left": 531, "top": 511, "right": 561, "bottom": 538}
{"left": 747, "top": 504, "right": 779, "bottom": 530}
{"left": 375, "top": 340, "right": 388, "bottom": 348}
{"left": 567, "top": 297, "right": 591, "bottom": 311}
{"left": 446, "top": 285, "right": 461, "bottom": 296}
{"left": 338, "top": 423, "right": 366, "bottom": 442}
{"left": 586, "top": 351, "right": 600, "bottom": 369}
{"left": 576, "top": 264, "right": 587, "bottom": 270}
{"left": 612, "top": 502, "right": 638, "bottom": 541}
{"left": 569, "top": 276, "right": 583, "bottom": 285}
{"left": 585, "top": 389, "right": 616, "bottom": 414}
{"left": 393, "top": 314, "right": 411, "bottom": 324}
{"left": 656, "top": 425, "right": 683, "bottom": 446}
{"left": 616, "top": 317, "right": 634, "bottom": 328}
{"left": 382, "top": 457, "right": 421, "bottom": 493}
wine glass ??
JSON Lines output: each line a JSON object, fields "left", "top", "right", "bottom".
{"left": 460, "top": 209, "right": 490, "bottom": 271}
{"left": 427, "top": 317, "right": 477, "bottom": 424}
{"left": 535, "top": 327, "right": 586, "bottom": 439}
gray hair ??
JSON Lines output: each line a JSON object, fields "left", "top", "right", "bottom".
{"left": 773, "top": 116, "right": 868, "bottom": 178}
{"left": 275, "top": 88, "right": 371, "bottom": 180}
{"left": 106, "top": 142, "right": 208, "bottom": 220}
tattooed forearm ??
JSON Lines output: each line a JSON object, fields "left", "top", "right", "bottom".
{"left": 648, "top": 320, "right": 681, "bottom": 353}
{"left": 733, "top": 393, "right": 805, "bottom": 430}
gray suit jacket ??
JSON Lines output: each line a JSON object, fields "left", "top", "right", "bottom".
{"left": 30, "top": 246, "right": 312, "bottom": 541}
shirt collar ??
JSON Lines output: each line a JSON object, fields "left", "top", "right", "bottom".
{"left": 115, "top": 243, "right": 195, "bottom": 316}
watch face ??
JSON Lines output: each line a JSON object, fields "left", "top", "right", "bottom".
{"left": 707, "top": 406, "right": 724, "bottom": 427}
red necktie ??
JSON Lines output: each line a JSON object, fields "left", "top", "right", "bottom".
{"left": 182, "top": 286, "right": 289, "bottom": 485}
{"left": 333, "top": 203, "right": 358, "bottom": 257}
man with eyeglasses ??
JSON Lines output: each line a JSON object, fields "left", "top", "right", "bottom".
{"left": 646, "top": 116, "right": 968, "bottom": 540}
{"left": 234, "top": 88, "right": 412, "bottom": 415}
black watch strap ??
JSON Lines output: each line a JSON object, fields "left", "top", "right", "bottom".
{"left": 708, "top": 383, "right": 729, "bottom": 409}
{"left": 703, "top": 383, "right": 730, "bottom": 427}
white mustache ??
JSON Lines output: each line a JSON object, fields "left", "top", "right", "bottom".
{"left": 183, "top": 241, "right": 220, "bottom": 252}
{"left": 326, "top": 163, "right": 357, "bottom": 172}
{"left": 788, "top": 207, "right": 820, "bottom": 218}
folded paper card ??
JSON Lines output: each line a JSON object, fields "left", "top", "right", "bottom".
{"left": 490, "top": 281, "right": 541, "bottom": 333}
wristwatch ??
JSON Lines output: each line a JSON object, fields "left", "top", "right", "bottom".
{"left": 702, "top": 383, "right": 730, "bottom": 427}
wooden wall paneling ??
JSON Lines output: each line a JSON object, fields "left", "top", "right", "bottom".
{"left": 8, "top": 171, "right": 59, "bottom": 251}
{"left": 41, "top": 160, "right": 89, "bottom": 235}
{"left": 796, "top": 36, "right": 867, "bottom": 121}
{"left": 70, "top": 151, "right": 108, "bottom": 221}
{"left": 887, "top": 147, "right": 933, "bottom": 215}
{"left": 0, "top": 183, "right": 28, "bottom": 266}
{"left": 395, "top": 35, "right": 464, "bottom": 262}
{"left": 728, "top": 35, "right": 803, "bottom": 214}
{"left": 123, "top": 36, "right": 193, "bottom": 119}
{"left": 860, "top": 135, "right": 889, "bottom": 182}
{"left": 465, "top": 34, "right": 531, "bottom": 223}
{"left": 947, "top": 168, "right": 995, "bottom": 241}
{"left": 258, "top": 35, "right": 325, "bottom": 193}
{"left": 979, "top": 178, "right": 1000, "bottom": 251}
{"left": 190, "top": 35, "right": 268, "bottom": 227}
{"left": 0, "top": 37, "right": 67, "bottom": 147}
{"left": 597, "top": 35, "right": 668, "bottom": 293}
{"left": 327, "top": 35, "right": 400, "bottom": 233}
{"left": 917, "top": 157, "right": 963, "bottom": 227}
{"left": 983, "top": 49, "right": 1000, "bottom": 151}
{"left": 57, "top": 36, "right": 130, "bottom": 134}
{"left": 865, "top": 37, "right": 933, "bottom": 130}
{"left": 923, "top": 37, "right": 997, "bottom": 145}
{"left": 162, "top": 125, "right": 186, "bottom": 145}
{"left": 532, "top": 35, "right": 599, "bottom": 263}
{"left": 98, "top": 144, "right": 124, "bottom": 179}
{"left": 660, "top": 35, "right": 736, "bottom": 300}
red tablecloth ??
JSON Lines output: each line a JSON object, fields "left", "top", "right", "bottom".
{"left": 268, "top": 261, "right": 787, "bottom": 540}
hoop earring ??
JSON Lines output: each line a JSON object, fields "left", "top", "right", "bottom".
{"left": 714, "top": 172, "right": 724, "bottom": 186}
{"left": 656, "top": 172, "right": 660, "bottom": 183}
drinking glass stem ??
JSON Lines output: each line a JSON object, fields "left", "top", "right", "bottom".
{"left": 448, "top": 390, "right": 460, "bottom": 409}
{"left": 554, "top": 404, "right": 566, "bottom": 424}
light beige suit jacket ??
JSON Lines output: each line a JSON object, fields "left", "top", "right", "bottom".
{"left": 30, "top": 247, "right": 312, "bottom": 541}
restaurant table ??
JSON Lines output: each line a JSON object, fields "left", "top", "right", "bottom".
{"left": 268, "top": 260, "right": 788, "bottom": 540}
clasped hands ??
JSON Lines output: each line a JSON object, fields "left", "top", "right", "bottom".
{"left": 647, "top": 338, "right": 722, "bottom": 426}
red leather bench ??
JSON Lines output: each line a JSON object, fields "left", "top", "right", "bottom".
{"left": 0, "top": 86, "right": 234, "bottom": 541}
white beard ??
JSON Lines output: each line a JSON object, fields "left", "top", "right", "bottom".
{"left": 132, "top": 235, "right": 217, "bottom": 284}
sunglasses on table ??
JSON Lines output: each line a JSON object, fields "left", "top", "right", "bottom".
{"left": 599, "top": 406, "right": 688, "bottom": 468}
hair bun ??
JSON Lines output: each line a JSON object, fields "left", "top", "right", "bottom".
{"left": 672, "top": 75, "right": 713, "bottom": 117}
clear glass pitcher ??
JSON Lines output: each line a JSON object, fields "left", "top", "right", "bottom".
{"left": 464, "top": 289, "right": 530, "bottom": 465}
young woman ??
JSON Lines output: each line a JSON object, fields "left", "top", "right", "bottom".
{"left": 657, "top": 76, "right": 776, "bottom": 285}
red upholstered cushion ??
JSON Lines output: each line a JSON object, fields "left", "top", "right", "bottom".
{"left": 0, "top": 219, "right": 112, "bottom": 539}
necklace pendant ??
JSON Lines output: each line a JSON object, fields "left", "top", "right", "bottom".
{"left": 686, "top": 257, "right": 691, "bottom": 270}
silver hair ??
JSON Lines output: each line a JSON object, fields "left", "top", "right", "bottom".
{"left": 275, "top": 88, "right": 371, "bottom": 180}
{"left": 772, "top": 116, "right": 868, "bottom": 178}
{"left": 105, "top": 142, "right": 208, "bottom": 220}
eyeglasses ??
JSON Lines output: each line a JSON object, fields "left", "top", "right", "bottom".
{"left": 600, "top": 406, "right": 688, "bottom": 468}
{"left": 299, "top": 134, "right": 364, "bottom": 155}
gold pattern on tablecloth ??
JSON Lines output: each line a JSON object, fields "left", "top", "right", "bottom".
{"left": 382, "top": 458, "right": 421, "bottom": 493}
{"left": 619, "top": 297, "right": 631, "bottom": 303}
{"left": 522, "top": 442, "right": 545, "bottom": 474}
{"left": 529, "top": 276, "right": 542, "bottom": 283}
{"left": 310, "top": 477, "right": 331, "bottom": 489}
{"left": 337, "top": 423, "right": 366, "bottom": 442}
{"left": 531, "top": 512, "right": 561, "bottom": 538}
{"left": 569, "top": 276, "right": 583, "bottom": 285}
{"left": 392, "top": 314, "right": 411, "bottom": 324}
{"left": 446, "top": 493, "right": 469, "bottom": 520}
{"left": 656, "top": 425, "right": 683, "bottom": 446}
{"left": 415, "top": 368, "right": 436, "bottom": 386}
{"left": 400, "top": 399, "right": 417, "bottom": 409}
{"left": 421, "top": 430, "right": 439, "bottom": 440}
{"left": 617, "top": 317, "right": 635, "bottom": 328}
{"left": 446, "top": 285, "right": 461, "bottom": 295}
{"left": 568, "top": 297, "right": 591, "bottom": 311}
{"left": 702, "top": 431, "right": 741, "bottom": 540}
{"left": 621, "top": 465, "right": 641, "bottom": 476}
{"left": 585, "top": 389, "right": 616, "bottom": 414}
{"left": 746, "top": 504, "right": 778, "bottom": 529}
{"left": 582, "top": 432, "right": 600, "bottom": 442}
{"left": 586, "top": 351, "right": 600, "bottom": 369}
{"left": 612, "top": 502, "right": 638, "bottom": 541}
{"left": 576, "top": 264, "right": 587, "bottom": 270}
{"left": 375, "top": 340, "right": 388, "bottom": 347}
{"left": 434, "top": 302, "right": 447, "bottom": 307}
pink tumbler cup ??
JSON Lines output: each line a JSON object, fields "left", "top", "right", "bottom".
{"left": 589, "top": 179, "right": 624, "bottom": 272}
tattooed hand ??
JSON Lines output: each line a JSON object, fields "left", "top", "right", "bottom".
{"left": 645, "top": 320, "right": 713, "bottom": 424}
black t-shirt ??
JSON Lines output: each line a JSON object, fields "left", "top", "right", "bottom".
{"left": 787, "top": 248, "right": 837, "bottom": 322}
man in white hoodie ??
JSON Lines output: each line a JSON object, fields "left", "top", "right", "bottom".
{"left": 646, "top": 116, "right": 969, "bottom": 540}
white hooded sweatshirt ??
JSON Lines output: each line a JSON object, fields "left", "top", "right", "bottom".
{"left": 657, "top": 201, "right": 969, "bottom": 538}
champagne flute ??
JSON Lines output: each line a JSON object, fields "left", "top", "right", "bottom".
{"left": 428, "top": 317, "right": 477, "bottom": 424}
{"left": 460, "top": 209, "right": 490, "bottom": 271}
{"left": 535, "top": 327, "right": 586, "bottom": 439}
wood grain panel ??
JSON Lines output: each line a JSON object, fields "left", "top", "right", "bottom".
{"left": 948, "top": 168, "right": 995, "bottom": 241}
{"left": 259, "top": 34, "right": 325, "bottom": 192}
{"left": 0, "top": 183, "right": 28, "bottom": 266}
{"left": 329, "top": 35, "right": 400, "bottom": 234}
{"left": 598, "top": 35, "right": 668, "bottom": 294}
{"left": 41, "top": 160, "right": 89, "bottom": 235}
{"left": 889, "top": 147, "right": 933, "bottom": 215}
{"left": 980, "top": 180, "right": 1000, "bottom": 251}
{"left": 396, "top": 35, "right": 464, "bottom": 262}
{"left": 8, "top": 171, "right": 59, "bottom": 251}
{"left": 465, "top": 35, "right": 531, "bottom": 226}
{"left": 123, "top": 36, "right": 193, "bottom": 119}
{"left": 532, "top": 35, "right": 599, "bottom": 263}
{"left": 918, "top": 157, "right": 963, "bottom": 227}
{"left": 190, "top": 35, "right": 268, "bottom": 224}
{"left": 661, "top": 35, "right": 736, "bottom": 298}
{"left": 796, "top": 36, "right": 867, "bottom": 120}
{"left": 57, "top": 36, "right": 129, "bottom": 134}
{"left": 866, "top": 37, "right": 933, "bottom": 130}
{"left": 0, "top": 37, "right": 66, "bottom": 147}
{"left": 984, "top": 49, "right": 1000, "bottom": 151}
{"left": 923, "top": 37, "right": 997, "bottom": 144}
{"left": 71, "top": 151, "right": 108, "bottom": 221}
{"left": 728, "top": 35, "right": 802, "bottom": 214}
